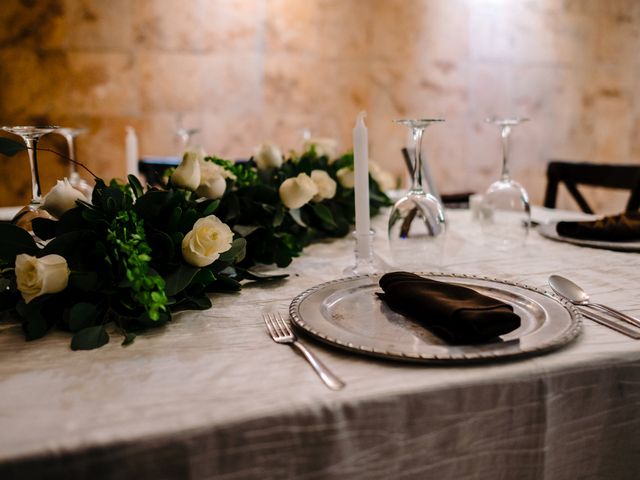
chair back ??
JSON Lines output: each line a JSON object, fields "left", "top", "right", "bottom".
{"left": 543, "top": 161, "right": 640, "bottom": 214}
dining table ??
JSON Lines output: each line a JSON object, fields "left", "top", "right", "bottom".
{"left": 0, "top": 207, "right": 639, "bottom": 480}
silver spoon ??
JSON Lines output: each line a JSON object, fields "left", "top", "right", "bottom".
{"left": 549, "top": 275, "right": 640, "bottom": 329}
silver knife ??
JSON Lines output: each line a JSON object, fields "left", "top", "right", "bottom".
{"left": 580, "top": 308, "right": 640, "bottom": 339}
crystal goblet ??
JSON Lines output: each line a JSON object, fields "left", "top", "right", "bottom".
{"left": 479, "top": 117, "right": 531, "bottom": 250}
{"left": 388, "top": 119, "right": 446, "bottom": 268}
{"left": 1, "top": 125, "right": 58, "bottom": 230}
{"left": 56, "top": 127, "right": 92, "bottom": 198}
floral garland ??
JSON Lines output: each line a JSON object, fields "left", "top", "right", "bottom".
{"left": 0, "top": 140, "right": 391, "bottom": 350}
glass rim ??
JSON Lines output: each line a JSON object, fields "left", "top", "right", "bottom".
{"left": 394, "top": 118, "right": 445, "bottom": 124}
{"left": 484, "top": 117, "right": 529, "bottom": 126}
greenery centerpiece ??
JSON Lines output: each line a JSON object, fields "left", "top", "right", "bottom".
{"left": 0, "top": 138, "right": 392, "bottom": 350}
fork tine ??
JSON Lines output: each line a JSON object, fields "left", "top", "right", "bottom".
{"left": 275, "top": 312, "right": 293, "bottom": 336}
{"left": 268, "top": 312, "right": 286, "bottom": 337}
{"left": 262, "top": 313, "right": 278, "bottom": 338}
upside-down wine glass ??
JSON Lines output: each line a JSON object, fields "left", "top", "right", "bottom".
{"left": 175, "top": 114, "right": 200, "bottom": 153}
{"left": 56, "top": 127, "right": 92, "bottom": 198}
{"left": 479, "top": 117, "right": 531, "bottom": 250}
{"left": 388, "top": 119, "right": 446, "bottom": 268}
{"left": 1, "top": 125, "right": 59, "bottom": 230}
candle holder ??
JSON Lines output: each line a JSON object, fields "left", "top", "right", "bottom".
{"left": 344, "top": 229, "right": 377, "bottom": 276}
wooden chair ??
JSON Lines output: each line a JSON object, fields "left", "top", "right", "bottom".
{"left": 543, "top": 161, "right": 640, "bottom": 214}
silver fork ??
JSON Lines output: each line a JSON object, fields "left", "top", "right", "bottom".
{"left": 262, "top": 312, "right": 345, "bottom": 391}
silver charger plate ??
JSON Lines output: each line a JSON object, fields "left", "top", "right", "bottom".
{"left": 289, "top": 273, "right": 581, "bottom": 363}
{"left": 537, "top": 222, "right": 640, "bottom": 252}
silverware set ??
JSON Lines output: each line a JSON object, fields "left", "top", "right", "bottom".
{"left": 549, "top": 275, "right": 640, "bottom": 339}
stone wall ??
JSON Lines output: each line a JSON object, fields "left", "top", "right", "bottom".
{"left": 1, "top": 0, "right": 639, "bottom": 212}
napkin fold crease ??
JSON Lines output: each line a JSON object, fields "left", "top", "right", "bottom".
{"left": 377, "top": 272, "right": 521, "bottom": 344}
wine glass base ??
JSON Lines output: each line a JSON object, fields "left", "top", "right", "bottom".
{"left": 12, "top": 204, "right": 53, "bottom": 233}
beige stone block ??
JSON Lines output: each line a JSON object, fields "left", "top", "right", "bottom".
{"left": 314, "top": 0, "right": 374, "bottom": 60}
{"left": 0, "top": 48, "right": 62, "bottom": 120}
{"left": 0, "top": 0, "right": 67, "bottom": 50}
{"left": 133, "top": 0, "right": 203, "bottom": 51}
{"left": 595, "top": 16, "right": 640, "bottom": 66}
{"left": 49, "top": 52, "right": 139, "bottom": 118}
{"left": 469, "top": 3, "right": 594, "bottom": 65}
{"left": 265, "top": 0, "right": 323, "bottom": 56}
{"left": 201, "top": 53, "right": 262, "bottom": 115}
{"left": 370, "top": 0, "right": 469, "bottom": 63}
{"left": 369, "top": 59, "right": 467, "bottom": 120}
{"left": 138, "top": 52, "right": 206, "bottom": 112}
{"left": 264, "top": 53, "right": 370, "bottom": 122}
{"left": 201, "top": 0, "right": 263, "bottom": 53}
{"left": 201, "top": 112, "right": 265, "bottom": 160}
{"left": 67, "top": 0, "right": 132, "bottom": 49}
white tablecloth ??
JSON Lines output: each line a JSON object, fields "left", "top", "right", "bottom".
{"left": 1, "top": 209, "right": 639, "bottom": 479}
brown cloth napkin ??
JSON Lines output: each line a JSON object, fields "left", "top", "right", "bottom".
{"left": 377, "top": 272, "right": 521, "bottom": 344}
{"left": 556, "top": 212, "right": 640, "bottom": 241}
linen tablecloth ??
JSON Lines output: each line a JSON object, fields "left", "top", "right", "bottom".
{"left": 1, "top": 209, "right": 639, "bottom": 479}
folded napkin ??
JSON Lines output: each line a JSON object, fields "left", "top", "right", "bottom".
{"left": 556, "top": 212, "right": 640, "bottom": 241}
{"left": 377, "top": 272, "right": 521, "bottom": 344}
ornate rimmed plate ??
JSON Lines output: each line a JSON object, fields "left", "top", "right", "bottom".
{"left": 289, "top": 273, "right": 581, "bottom": 363}
{"left": 537, "top": 222, "right": 640, "bottom": 252}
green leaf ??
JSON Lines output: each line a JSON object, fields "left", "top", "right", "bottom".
{"left": 0, "top": 223, "right": 38, "bottom": 262}
{"left": 210, "top": 275, "right": 242, "bottom": 291}
{"left": 179, "top": 208, "right": 199, "bottom": 231}
{"left": 236, "top": 267, "right": 288, "bottom": 282}
{"left": 202, "top": 199, "right": 220, "bottom": 216}
{"left": 272, "top": 204, "right": 285, "bottom": 227}
{"left": 232, "top": 224, "right": 261, "bottom": 237}
{"left": 164, "top": 263, "right": 200, "bottom": 296}
{"left": 168, "top": 206, "right": 182, "bottom": 231}
{"left": 311, "top": 203, "right": 337, "bottom": 227}
{"left": 68, "top": 302, "right": 98, "bottom": 332}
{"left": 0, "top": 137, "right": 27, "bottom": 157}
{"left": 218, "top": 237, "right": 246, "bottom": 263}
{"left": 41, "top": 231, "right": 87, "bottom": 261}
{"left": 70, "top": 325, "right": 109, "bottom": 350}
{"left": 128, "top": 174, "right": 144, "bottom": 198}
{"left": 31, "top": 217, "right": 58, "bottom": 241}
{"left": 16, "top": 300, "right": 49, "bottom": 340}
{"left": 69, "top": 271, "right": 99, "bottom": 292}
{"left": 192, "top": 268, "right": 215, "bottom": 285}
{"left": 148, "top": 229, "right": 174, "bottom": 263}
{"left": 134, "top": 190, "right": 172, "bottom": 219}
{"left": 122, "top": 332, "right": 136, "bottom": 346}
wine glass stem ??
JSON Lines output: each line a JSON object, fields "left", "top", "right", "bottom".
{"left": 25, "top": 138, "right": 42, "bottom": 204}
{"left": 64, "top": 134, "right": 78, "bottom": 177}
{"left": 500, "top": 125, "right": 511, "bottom": 182}
{"left": 411, "top": 127, "right": 425, "bottom": 193}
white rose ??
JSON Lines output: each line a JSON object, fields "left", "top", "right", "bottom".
{"left": 41, "top": 178, "right": 86, "bottom": 219}
{"left": 254, "top": 142, "right": 283, "bottom": 169}
{"left": 196, "top": 161, "right": 227, "bottom": 199}
{"left": 15, "top": 254, "right": 69, "bottom": 304}
{"left": 336, "top": 167, "right": 354, "bottom": 189}
{"left": 370, "top": 161, "right": 396, "bottom": 192}
{"left": 171, "top": 151, "right": 201, "bottom": 191}
{"left": 304, "top": 137, "right": 337, "bottom": 161}
{"left": 310, "top": 170, "right": 337, "bottom": 202}
{"left": 278, "top": 173, "right": 319, "bottom": 209}
{"left": 181, "top": 215, "right": 234, "bottom": 267}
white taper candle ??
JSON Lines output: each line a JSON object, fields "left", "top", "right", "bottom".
{"left": 353, "top": 111, "right": 370, "bottom": 238}
{"left": 125, "top": 126, "right": 139, "bottom": 178}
